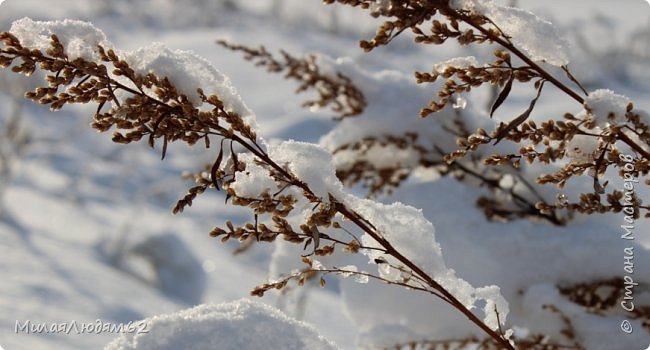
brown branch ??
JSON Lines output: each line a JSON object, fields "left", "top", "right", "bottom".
{"left": 446, "top": 8, "right": 584, "bottom": 105}
{"left": 2, "top": 30, "right": 514, "bottom": 350}
{"left": 617, "top": 130, "right": 650, "bottom": 160}
{"left": 445, "top": 7, "right": 650, "bottom": 162}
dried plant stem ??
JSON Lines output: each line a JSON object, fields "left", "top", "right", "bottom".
{"left": 0, "top": 29, "right": 525, "bottom": 349}
{"left": 220, "top": 130, "right": 514, "bottom": 348}
{"left": 333, "top": 203, "right": 514, "bottom": 349}
{"left": 116, "top": 61, "right": 513, "bottom": 347}
{"left": 452, "top": 156, "right": 564, "bottom": 225}
{"left": 222, "top": 124, "right": 513, "bottom": 346}
{"left": 617, "top": 130, "right": 650, "bottom": 159}
{"left": 448, "top": 7, "right": 650, "bottom": 160}
{"left": 448, "top": 9, "right": 583, "bottom": 104}
{"left": 281, "top": 267, "right": 444, "bottom": 299}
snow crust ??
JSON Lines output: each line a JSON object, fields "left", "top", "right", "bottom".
{"left": 230, "top": 160, "right": 276, "bottom": 198}
{"left": 9, "top": 17, "right": 110, "bottom": 60}
{"left": 584, "top": 88, "right": 631, "bottom": 125}
{"left": 565, "top": 89, "right": 633, "bottom": 159}
{"left": 345, "top": 196, "right": 506, "bottom": 316}
{"left": 104, "top": 299, "right": 338, "bottom": 350}
{"left": 564, "top": 133, "right": 600, "bottom": 161}
{"left": 433, "top": 56, "right": 479, "bottom": 74}
{"left": 450, "top": 0, "right": 569, "bottom": 66}
{"left": 475, "top": 285, "right": 509, "bottom": 330}
{"left": 122, "top": 43, "right": 255, "bottom": 122}
{"left": 268, "top": 140, "right": 345, "bottom": 204}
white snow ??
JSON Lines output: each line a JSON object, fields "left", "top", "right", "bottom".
{"left": 104, "top": 299, "right": 338, "bottom": 350}
{"left": 267, "top": 140, "right": 345, "bottom": 204}
{"left": 332, "top": 144, "right": 419, "bottom": 172}
{"left": 584, "top": 88, "right": 631, "bottom": 126}
{"left": 9, "top": 17, "right": 110, "bottom": 60}
{"left": 351, "top": 200, "right": 444, "bottom": 275}
{"left": 122, "top": 43, "right": 256, "bottom": 124}
{"left": 353, "top": 274, "right": 369, "bottom": 284}
{"left": 339, "top": 265, "right": 358, "bottom": 276}
{"left": 377, "top": 176, "right": 650, "bottom": 348}
{"left": 564, "top": 133, "right": 600, "bottom": 161}
{"left": 433, "top": 56, "right": 479, "bottom": 74}
{"left": 317, "top": 54, "right": 463, "bottom": 162}
{"left": 0, "top": 1, "right": 649, "bottom": 350}
{"left": 475, "top": 285, "right": 509, "bottom": 331}
{"left": 521, "top": 284, "right": 648, "bottom": 350}
{"left": 230, "top": 157, "right": 277, "bottom": 198}
{"left": 564, "top": 89, "right": 634, "bottom": 159}
{"left": 450, "top": 0, "right": 569, "bottom": 66}
{"left": 98, "top": 233, "right": 207, "bottom": 305}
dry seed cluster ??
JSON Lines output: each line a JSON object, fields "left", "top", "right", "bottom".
{"left": 218, "top": 41, "right": 366, "bottom": 120}
{"left": 0, "top": 29, "right": 394, "bottom": 313}
{"left": 322, "top": 0, "right": 650, "bottom": 220}
{"left": 5, "top": 2, "right": 649, "bottom": 346}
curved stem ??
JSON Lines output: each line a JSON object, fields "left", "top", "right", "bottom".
{"left": 226, "top": 126, "right": 514, "bottom": 348}
{"left": 445, "top": 8, "right": 650, "bottom": 161}
{"left": 447, "top": 9, "right": 584, "bottom": 104}
{"left": 3, "top": 40, "right": 515, "bottom": 350}
{"left": 334, "top": 203, "right": 515, "bottom": 349}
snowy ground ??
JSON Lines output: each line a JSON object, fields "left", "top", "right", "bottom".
{"left": 0, "top": 1, "right": 649, "bottom": 349}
